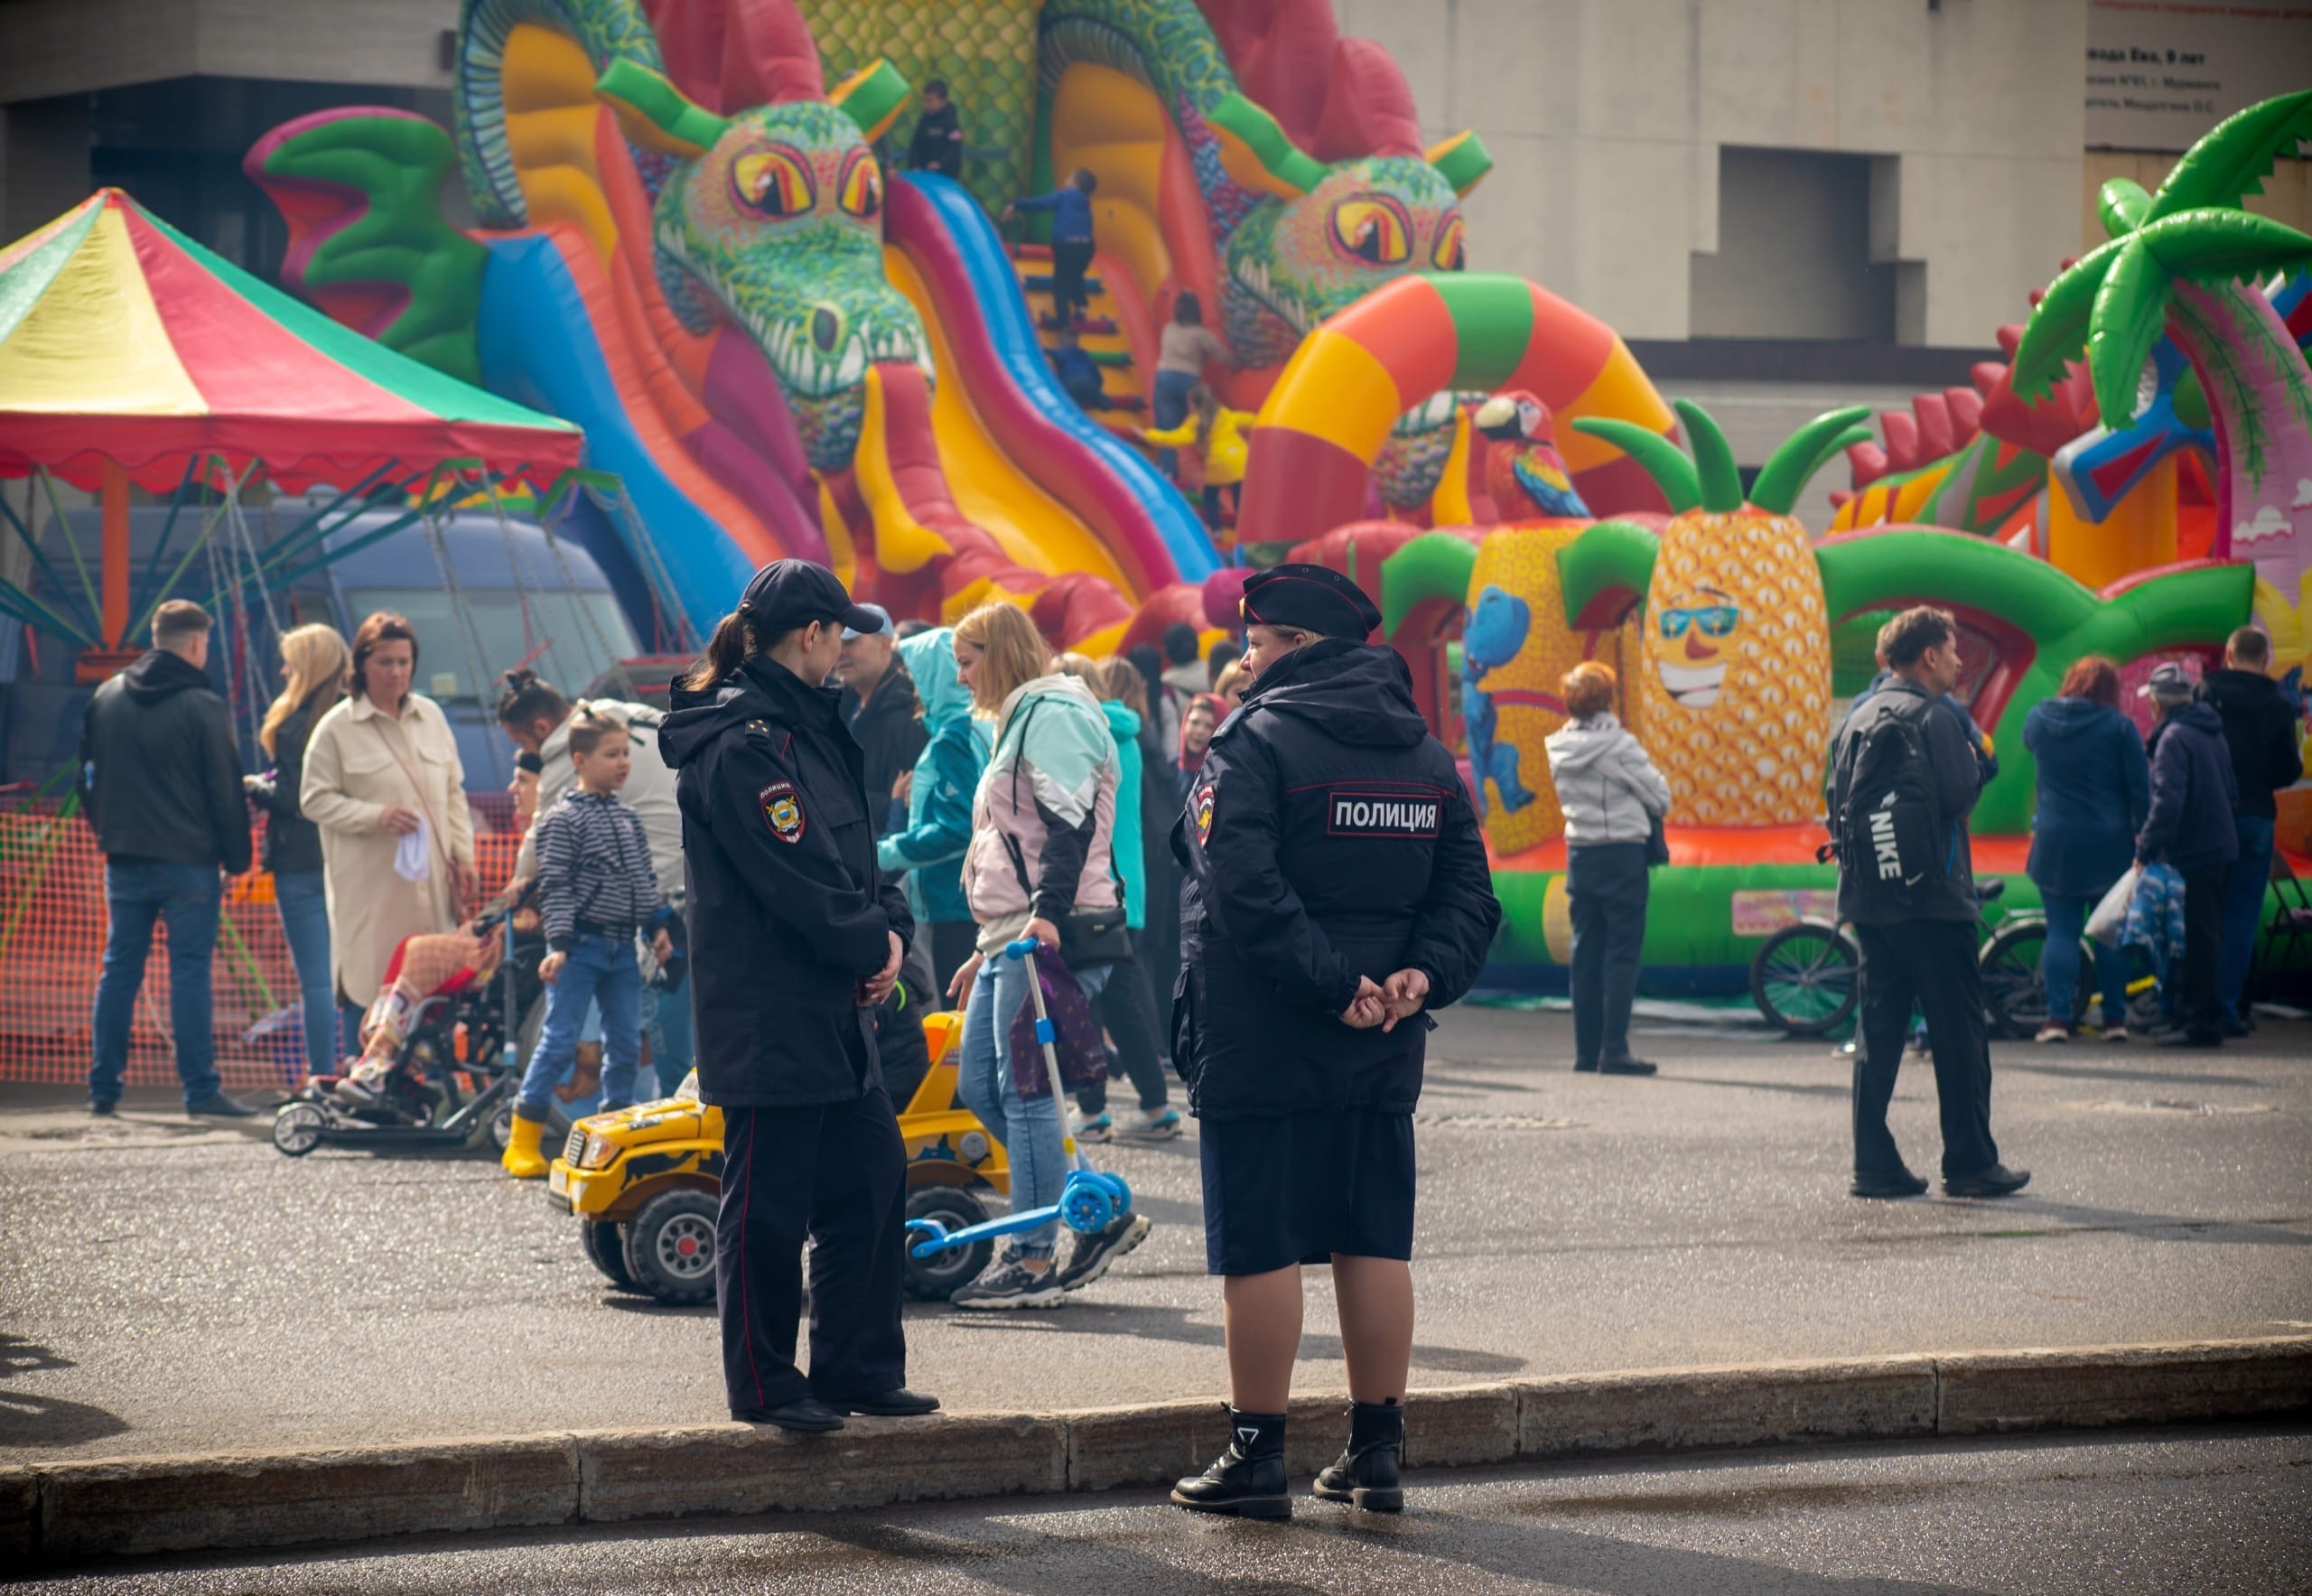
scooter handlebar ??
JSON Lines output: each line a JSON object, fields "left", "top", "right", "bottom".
{"left": 1003, "top": 938, "right": 1040, "bottom": 959}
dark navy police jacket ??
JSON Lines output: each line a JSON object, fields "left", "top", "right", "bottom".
{"left": 1170, "top": 639, "right": 1500, "bottom": 1122}
{"left": 660, "top": 657, "right": 912, "bottom": 1109}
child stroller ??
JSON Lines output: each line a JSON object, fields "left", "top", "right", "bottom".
{"left": 270, "top": 896, "right": 558, "bottom": 1158}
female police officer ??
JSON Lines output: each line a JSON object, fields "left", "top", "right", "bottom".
{"left": 658, "top": 560, "right": 938, "bottom": 1433}
{"left": 1170, "top": 564, "right": 1500, "bottom": 1518}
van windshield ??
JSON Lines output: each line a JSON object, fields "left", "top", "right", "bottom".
{"left": 342, "top": 588, "right": 639, "bottom": 703}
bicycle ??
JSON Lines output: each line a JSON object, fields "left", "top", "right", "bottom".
{"left": 1749, "top": 880, "right": 2104, "bottom": 1039}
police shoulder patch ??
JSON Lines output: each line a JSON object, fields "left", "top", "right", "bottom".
{"left": 1195, "top": 782, "right": 1217, "bottom": 845}
{"left": 1327, "top": 785, "right": 1444, "bottom": 838}
{"left": 759, "top": 779, "right": 805, "bottom": 843}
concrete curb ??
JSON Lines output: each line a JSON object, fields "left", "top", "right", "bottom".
{"left": 7, "top": 1336, "right": 2306, "bottom": 1564}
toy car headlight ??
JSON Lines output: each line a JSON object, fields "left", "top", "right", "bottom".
{"left": 579, "top": 1133, "right": 618, "bottom": 1171}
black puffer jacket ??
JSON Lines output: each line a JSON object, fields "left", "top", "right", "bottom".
{"left": 842, "top": 662, "right": 927, "bottom": 838}
{"left": 245, "top": 695, "right": 331, "bottom": 874}
{"left": 78, "top": 649, "right": 251, "bottom": 873}
{"left": 661, "top": 656, "right": 912, "bottom": 1109}
{"left": 2198, "top": 667, "right": 2302, "bottom": 819}
{"left": 1170, "top": 639, "right": 1500, "bottom": 1121}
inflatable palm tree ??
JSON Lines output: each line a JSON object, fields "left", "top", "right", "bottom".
{"left": 2013, "top": 89, "right": 2312, "bottom": 653}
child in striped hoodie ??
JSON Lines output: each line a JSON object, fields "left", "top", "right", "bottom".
{"left": 501, "top": 710, "right": 673, "bottom": 1178}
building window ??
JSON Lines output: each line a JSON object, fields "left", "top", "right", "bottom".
{"left": 1690, "top": 147, "right": 1903, "bottom": 343}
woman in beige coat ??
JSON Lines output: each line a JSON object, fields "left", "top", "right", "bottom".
{"left": 301, "top": 611, "right": 479, "bottom": 1016}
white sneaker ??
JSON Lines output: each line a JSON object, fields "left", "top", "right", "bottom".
{"left": 1069, "top": 1112, "right": 1114, "bottom": 1143}
{"left": 1119, "top": 1108, "right": 1183, "bottom": 1139}
{"left": 2032, "top": 1024, "right": 2069, "bottom": 1044}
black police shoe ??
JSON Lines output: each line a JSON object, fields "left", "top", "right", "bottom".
{"left": 1598, "top": 1056, "right": 1657, "bottom": 1076}
{"left": 733, "top": 1396, "right": 846, "bottom": 1433}
{"left": 1851, "top": 1168, "right": 1930, "bottom": 1199}
{"left": 1172, "top": 1405, "right": 1289, "bottom": 1518}
{"left": 826, "top": 1387, "right": 940, "bottom": 1417}
{"left": 1943, "top": 1163, "right": 2030, "bottom": 1198}
{"left": 1311, "top": 1399, "right": 1404, "bottom": 1512}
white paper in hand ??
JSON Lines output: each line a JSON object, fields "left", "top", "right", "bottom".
{"left": 394, "top": 814, "right": 432, "bottom": 883}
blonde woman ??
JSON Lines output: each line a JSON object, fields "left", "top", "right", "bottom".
{"left": 245, "top": 623, "right": 351, "bottom": 1078}
{"left": 301, "top": 611, "right": 478, "bottom": 1023}
{"left": 945, "top": 602, "right": 1149, "bottom": 1307}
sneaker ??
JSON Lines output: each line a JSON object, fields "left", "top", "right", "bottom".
{"left": 184, "top": 1091, "right": 256, "bottom": 1118}
{"left": 2104, "top": 1027, "right": 2130, "bottom": 1044}
{"left": 1943, "top": 1163, "right": 2030, "bottom": 1198}
{"left": 1119, "top": 1108, "right": 1182, "bottom": 1139}
{"left": 331, "top": 1076, "right": 379, "bottom": 1108}
{"left": 1055, "top": 1212, "right": 1151, "bottom": 1292}
{"left": 949, "top": 1256, "right": 1066, "bottom": 1310}
{"left": 1069, "top": 1112, "right": 1114, "bottom": 1144}
{"left": 2032, "top": 1024, "right": 2070, "bottom": 1044}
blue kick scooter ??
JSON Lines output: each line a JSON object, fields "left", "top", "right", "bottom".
{"left": 905, "top": 938, "right": 1134, "bottom": 1264}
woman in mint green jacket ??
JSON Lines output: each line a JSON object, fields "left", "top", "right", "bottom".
{"left": 875, "top": 628, "right": 989, "bottom": 994}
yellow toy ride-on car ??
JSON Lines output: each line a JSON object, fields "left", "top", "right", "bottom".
{"left": 546, "top": 1011, "right": 1010, "bottom": 1305}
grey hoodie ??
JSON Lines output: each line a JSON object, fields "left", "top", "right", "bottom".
{"left": 1543, "top": 712, "right": 1672, "bottom": 845}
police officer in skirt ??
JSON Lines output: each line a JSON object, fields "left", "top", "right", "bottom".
{"left": 1170, "top": 565, "right": 1501, "bottom": 1517}
{"left": 658, "top": 561, "right": 940, "bottom": 1433}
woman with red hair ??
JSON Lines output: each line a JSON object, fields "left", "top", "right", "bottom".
{"left": 2022, "top": 656, "right": 2150, "bottom": 1041}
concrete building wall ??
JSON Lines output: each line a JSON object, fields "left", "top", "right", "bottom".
{"left": 1335, "top": 0, "right": 2089, "bottom": 348}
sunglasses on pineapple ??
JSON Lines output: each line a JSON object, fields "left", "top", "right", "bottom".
{"left": 1657, "top": 604, "right": 1740, "bottom": 639}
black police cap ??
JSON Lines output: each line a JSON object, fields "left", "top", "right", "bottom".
{"left": 1238, "top": 564, "right": 1384, "bottom": 640}
{"left": 737, "top": 558, "right": 882, "bottom": 636}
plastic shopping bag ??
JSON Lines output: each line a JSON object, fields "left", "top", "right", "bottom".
{"left": 2086, "top": 865, "right": 2139, "bottom": 947}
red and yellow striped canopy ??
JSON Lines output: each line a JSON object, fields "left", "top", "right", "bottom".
{"left": 0, "top": 190, "right": 582, "bottom": 492}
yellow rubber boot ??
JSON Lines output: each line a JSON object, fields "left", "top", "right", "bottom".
{"left": 500, "top": 1112, "right": 549, "bottom": 1179}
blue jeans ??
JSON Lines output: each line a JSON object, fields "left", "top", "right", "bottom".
{"left": 643, "top": 968, "right": 695, "bottom": 1098}
{"left": 2219, "top": 816, "right": 2274, "bottom": 1022}
{"left": 518, "top": 933, "right": 643, "bottom": 1117}
{"left": 955, "top": 950, "right": 1106, "bottom": 1259}
{"left": 1152, "top": 369, "right": 1198, "bottom": 477}
{"left": 91, "top": 861, "right": 222, "bottom": 1108}
{"left": 271, "top": 869, "right": 336, "bottom": 1080}
{"left": 2039, "top": 891, "right": 2132, "bottom": 1031}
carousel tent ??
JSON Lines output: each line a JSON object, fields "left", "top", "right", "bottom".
{"left": 0, "top": 188, "right": 582, "bottom": 492}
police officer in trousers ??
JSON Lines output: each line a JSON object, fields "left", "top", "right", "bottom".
{"left": 1169, "top": 565, "right": 1501, "bottom": 1518}
{"left": 658, "top": 561, "right": 939, "bottom": 1433}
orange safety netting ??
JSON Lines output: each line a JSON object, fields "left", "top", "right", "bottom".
{"left": 0, "top": 804, "right": 521, "bottom": 1092}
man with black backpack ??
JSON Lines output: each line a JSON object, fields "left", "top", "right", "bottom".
{"left": 1829, "top": 607, "right": 2028, "bottom": 1200}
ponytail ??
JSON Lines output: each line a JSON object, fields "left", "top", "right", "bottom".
{"left": 680, "top": 608, "right": 762, "bottom": 694}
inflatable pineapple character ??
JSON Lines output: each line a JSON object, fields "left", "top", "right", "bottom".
{"left": 1569, "top": 402, "right": 1872, "bottom": 826}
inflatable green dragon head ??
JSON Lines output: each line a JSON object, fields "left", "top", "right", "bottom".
{"left": 595, "top": 61, "right": 929, "bottom": 471}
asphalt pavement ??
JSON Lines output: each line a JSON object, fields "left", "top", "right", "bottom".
{"left": 2, "top": 1007, "right": 2307, "bottom": 1462}
{"left": 14, "top": 1424, "right": 2307, "bottom": 1592}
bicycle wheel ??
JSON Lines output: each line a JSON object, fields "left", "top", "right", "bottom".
{"left": 1979, "top": 918, "right": 2093, "bottom": 1039}
{"left": 1749, "top": 921, "right": 1860, "bottom": 1035}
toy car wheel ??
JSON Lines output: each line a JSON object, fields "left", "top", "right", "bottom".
{"left": 622, "top": 1190, "right": 718, "bottom": 1305}
{"left": 272, "top": 1101, "right": 327, "bottom": 1158}
{"left": 580, "top": 1219, "right": 639, "bottom": 1292}
{"left": 903, "top": 1184, "right": 993, "bottom": 1302}
{"left": 488, "top": 1102, "right": 516, "bottom": 1154}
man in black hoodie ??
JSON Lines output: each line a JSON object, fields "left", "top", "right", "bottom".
{"left": 79, "top": 601, "right": 255, "bottom": 1117}
{"left": 2138, "top": 661, "right": 2240, "bottom": 1048}
{"left": 1169, "top": 565, "right": 1499, "bottom": 1520}
{"left": 2199, "top": 626, "right": 2303, "bottom": 1030}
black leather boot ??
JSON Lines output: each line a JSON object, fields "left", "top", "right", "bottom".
{"left": 1170, "top": 1405, "right": 1290, "bottom": 1518}
{"left": 1311, "top": 1398, "right": 1403, "bottom": 1512}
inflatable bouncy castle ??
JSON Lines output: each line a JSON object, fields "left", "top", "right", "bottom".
{"left": 246, "top": 3, "right": 2311, "bottom": 993}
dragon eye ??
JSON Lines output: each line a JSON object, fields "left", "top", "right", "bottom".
{"left": 838, "top": 150, "right": 882, "bottom": 219}
{"left": 1432, "top": 215, "right": 1466, "bottom": 272}
{"left": 731, "top": 147, "right": 816, "bottom": 219}
{"left": 1330, "top": 197, "right": 1410, "bottom": 266}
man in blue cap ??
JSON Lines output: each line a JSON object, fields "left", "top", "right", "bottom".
{"left": 1169, "top": 563, "right": 1501, "bottom": 1519}
{"left": 659, "top": 560, "right": 936, "bottom": 1434}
